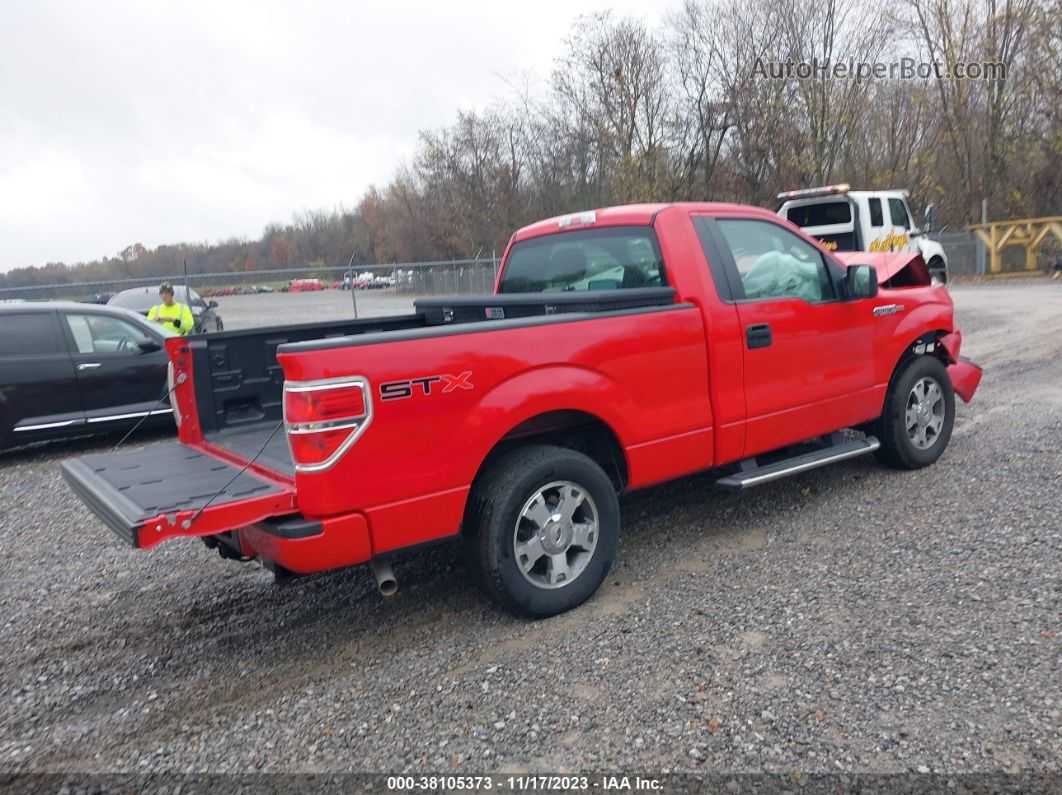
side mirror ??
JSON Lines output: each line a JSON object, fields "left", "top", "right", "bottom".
{"left": 845, "top": 264, "right": 878, "bottom": 300}
{"left": 208, "top": 300, "right": 218, "bottom": 308}
{"left": 923, "top": 203, "right": 935, "bottom": 234}
{"left": 136, "top": 338, "right": 162, "bottom": 353}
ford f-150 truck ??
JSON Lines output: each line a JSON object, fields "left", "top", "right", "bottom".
{"left": 61, "top": 203, "right": 982, "bottom": 617}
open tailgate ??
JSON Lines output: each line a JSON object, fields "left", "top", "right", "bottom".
{"left": 61, "top": 442, "right": 295, "bottom": 548}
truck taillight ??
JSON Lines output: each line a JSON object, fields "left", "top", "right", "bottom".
{"left": 283, "top": 377, "right": 373, "bottom": 473}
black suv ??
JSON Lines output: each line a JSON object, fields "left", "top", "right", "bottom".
{"left": 0, "top": 302, "right": 178, "bottom": 448}
{"left": 108, "top": 285, "right": 223, "bottom": 332}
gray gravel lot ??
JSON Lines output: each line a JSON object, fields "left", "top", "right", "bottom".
{"left": 0, "top": 282, "right": 1059, "bottom": 779}
{"left": 214, "top": 288, "right": 420, "bottom": 329}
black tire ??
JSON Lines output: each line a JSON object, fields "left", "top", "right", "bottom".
{"left": 874, "top": 355, "right": 955, "bottom": 469}
{"left": 466, "top": 444, "right": 619, "bottom": 618}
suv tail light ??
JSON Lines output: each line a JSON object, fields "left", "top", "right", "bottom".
{"left": 283, "top": 377, "right": 372, "bottom": 472}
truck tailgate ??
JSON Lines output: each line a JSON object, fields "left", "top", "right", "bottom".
{"left": 61, "top": 442, "right": 295, "bottom": 548}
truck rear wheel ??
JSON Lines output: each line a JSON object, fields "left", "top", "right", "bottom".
{"left": 874, "top": 355, "right": 955, "bottom": 469}
{"left": 466, "top": 445, "right": 619, "bottom": 618}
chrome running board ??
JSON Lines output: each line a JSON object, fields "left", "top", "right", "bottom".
{"left": 716, "top": 436, "right": 880, "bottom": 490}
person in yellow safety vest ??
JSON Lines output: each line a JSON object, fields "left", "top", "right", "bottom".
{"left": 147, "top": 283, "right": 195, "bottom": 335}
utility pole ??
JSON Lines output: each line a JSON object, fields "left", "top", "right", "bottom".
{"left": 976, "top": 199, "right": 988, "bottom": 276}
{"left": 347, "top": 248, "right": 359, "bottom": 319}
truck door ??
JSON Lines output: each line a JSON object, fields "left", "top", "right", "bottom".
{"left": 0, "top": 309, "right": 85, "bottom": 439}
{"left": 706, "top": 217, "right": 878, "bottom": 456}
{"left": 885, "top": 197, "right": 917, "bottom": 253}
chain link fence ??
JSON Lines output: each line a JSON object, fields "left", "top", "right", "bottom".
{"left": 934, "top": 229, "right": 1062, "bottom": 277}
{"left": 0, "top": 259, "right": 501, "bottom": 303}
{"left": 933, "top": 231, "right": 982, "bottom": 277}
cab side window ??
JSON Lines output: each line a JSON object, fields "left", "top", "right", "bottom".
{"left": 887, "top": 198, "right": 911, "bottom": 230}
{"left": 0, "top": 313, "right": 63, "bottom": 356}
{"left": 868, "top": 198, "right": 884, "bottom": 227}
{"left": 716, "top": 219, "right": 836, "bottom": 303}
{"left": 64, "top": 314, "right": 147, "bottom": 355}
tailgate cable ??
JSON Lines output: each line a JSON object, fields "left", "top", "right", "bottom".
{"left": 111, "top": 374, "right": 187, "bottom": 452}
{"left": 182, "top": 421, "right": 285, "bottom": 530}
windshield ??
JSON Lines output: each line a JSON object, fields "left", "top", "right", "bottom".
{"left": 109, "top": 285, "right": 202, "bottom": 313}
{"left": 498, "top": 227, "right": 667, "bottom": 293}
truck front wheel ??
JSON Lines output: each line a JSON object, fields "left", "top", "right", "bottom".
{"left": 874, "top": 355, "right": 956, "bottom": 469}
{"left": 928, "top": 256, "right": 947, "bottom": 285}
{"left": 466, "top": 445, "right": 619, "bottom": 618}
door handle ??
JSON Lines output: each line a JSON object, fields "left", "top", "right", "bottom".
{"left": 746, "top": 323, "right": 772, "bottom": 349}
{"left": 77, "top": 362, "right": 101, "bottom": 370}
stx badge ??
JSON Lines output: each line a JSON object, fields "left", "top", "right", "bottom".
{"left": 379, "top": 371, "right": 474, "bottom": 401}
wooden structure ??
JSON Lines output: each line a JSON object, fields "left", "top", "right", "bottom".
{"left": 969, "top": 216, "right": 1062, "bottom": 274}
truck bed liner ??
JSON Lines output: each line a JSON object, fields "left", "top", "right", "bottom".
{"left": 61, "top": 442, "right": 289, "bottom": 547}
{"left": 206, "top": 423, "right": 293, "bottom": 477}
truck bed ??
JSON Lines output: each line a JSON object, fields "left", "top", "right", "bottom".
{"left": 207, "top": 423, "right": 293, "bottom": 477}
{"left": 189, "top": 289, "right": 677, "bottom": 439}
{"left": 68, "top": 286, "right": 680, "bottom": 551}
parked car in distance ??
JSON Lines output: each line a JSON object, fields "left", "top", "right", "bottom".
{"left": 108, "top": 285, "right": 224, "bottom": 332}
{"left": 62, "top": 202, "right": 981, "bottom": 619}
{"left": 284, "top": 279, "right": 326, "bottom": 292}
{"left": 0, "top": 302, "right": 177, "bottom": 448}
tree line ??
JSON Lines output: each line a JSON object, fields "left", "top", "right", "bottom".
{"left": 3, "top": 0, "right": 1057, "bottom": 290}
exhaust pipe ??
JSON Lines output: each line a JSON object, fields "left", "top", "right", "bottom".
{"left": 372, "top": 558, "right": 397, "bottom": 597}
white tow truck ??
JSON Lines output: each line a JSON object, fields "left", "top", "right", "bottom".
{"left": 776, "top": 184, "right": 949, "bottom": 284}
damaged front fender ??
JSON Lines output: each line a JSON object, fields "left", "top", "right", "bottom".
{"left": 936, "top": 330, "right": 982, "bottom": 403}
{"left": 947, "top": 358, "right": 983, "bottom": 403}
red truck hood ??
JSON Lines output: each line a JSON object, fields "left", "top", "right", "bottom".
{"left": 834, "top": 251, "right": 930, "bottom": 285}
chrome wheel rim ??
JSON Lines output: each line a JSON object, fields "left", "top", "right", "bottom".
{"left": 513, "top": 480, "right": 598, "bottom": 590}
{"left": 906, "top": 376, "right": 946, "bottom": 450}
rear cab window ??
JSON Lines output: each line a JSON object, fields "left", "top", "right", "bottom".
{"left": 784, "top": 201, "right": 852, "bottom": 227}
{"left": 868, "top": 198, "right": 884, "bottom": 227}
{"left": 499, "top": 227, "right": 666, "bottom": 293}
{"left": 784, "top": 200, "right": 857, "bottom": 251}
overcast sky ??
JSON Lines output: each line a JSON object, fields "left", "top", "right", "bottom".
{"left": 0, "top": 0, "right": 663, "bottom": 272}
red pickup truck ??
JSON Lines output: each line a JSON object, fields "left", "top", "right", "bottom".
{"left": 62, "top": 203, "right": 982, "bottom": 617}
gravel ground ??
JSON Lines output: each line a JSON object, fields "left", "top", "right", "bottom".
{"left": 0, "top": 281, "right": 1059, "bottom": 781}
